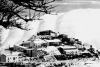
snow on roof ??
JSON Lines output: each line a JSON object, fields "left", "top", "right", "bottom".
{"left": 26, "top": 48, "right": 35, "bottom": 50}
{"left": 45, "top": 39, "right": 61, "bottom": 42}
{"left": 58, "top": 45, "right": 76, "bottom": 49}
{"left": 44, "top": 46, "right": 61, "bottom": 55}
{"left": 33, "top": 39, "right": 61, "bottom": 44}
{"left": 11, "top": 52, "right": 22, "bottom": 55}
{"left": 14, "top": 45, "right": 28, "bottom": 49}
{"left": 1, "top": 51, "right": 22, "bottom": 56}
{"left": 37, "top": 46, "right": 61, "bottom": 55}
{"left": 21, "top": 39, "right": 61, "bottom": 45}
{"left": 34, "top": 40, "right": 46, "bottom": 44}
{"left": 1, "top": 50, "right": 11, "bottom": 55}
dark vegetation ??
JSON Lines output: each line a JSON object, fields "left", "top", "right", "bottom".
{"left": 0, "top": 0, "right": 56, "bottom": 30}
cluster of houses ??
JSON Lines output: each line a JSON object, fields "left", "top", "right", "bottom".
{"left": 0, "top": 30, "right": 98, "bottom": 64}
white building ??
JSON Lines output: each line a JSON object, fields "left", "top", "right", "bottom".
{"left": 58, "top": 45, "right": 79, "bottom": 54}
{"left": 6, "top": 55, "right": 19, "bottom": 63}
{"left": 0, "top": 51, "right": 23, "bottom": 63}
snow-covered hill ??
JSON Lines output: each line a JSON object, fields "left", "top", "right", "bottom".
{"left": 1, "top": 8, "right": 100, "bottom": 50}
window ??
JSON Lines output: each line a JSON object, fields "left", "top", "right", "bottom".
{"left": 8, "top": 58, "right": 10, "bottom": 62}
{"left": 13, "top": 57, "right": 15, "bottom": 60}
{"left": 10, "top": 57, "right": 11, "bottom": 59}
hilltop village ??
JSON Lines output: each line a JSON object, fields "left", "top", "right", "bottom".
{"left": 0, "top": 30, "right": 100, "bottom": 67}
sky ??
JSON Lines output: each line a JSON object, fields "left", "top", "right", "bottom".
{"left": 52, "top": 0, "right": 100, "bottom": 13}
{"left": 26, "top": 0, "right": 100, "bottom": 16}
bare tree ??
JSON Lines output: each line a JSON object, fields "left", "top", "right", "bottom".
{"left": 0, "top": 0, "right": 26, "bottom": 28}
{"left": 0, "top": 0, "right": 57, "bottom": 30}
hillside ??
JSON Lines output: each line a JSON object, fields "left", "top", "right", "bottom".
{"left": 1, "top": 9, "right": 100, "bottom": 50}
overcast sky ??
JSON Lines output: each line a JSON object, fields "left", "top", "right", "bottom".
{"left": 50, "top": 0, "right": 100, "bottom": 13}
{"left": 24, "top": 0, "right": 100, "bottom": 18}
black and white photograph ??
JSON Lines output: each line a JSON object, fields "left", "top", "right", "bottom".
{"left": 0, "top": 0, "right": 100, "bottom": 67}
